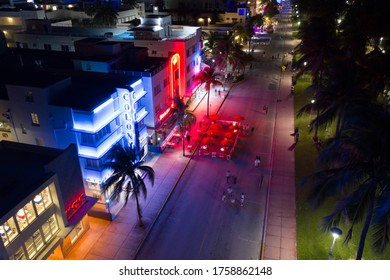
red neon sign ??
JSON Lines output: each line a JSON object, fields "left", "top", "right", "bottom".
{"left": 159, "top": 107, "right": 171, "bottom": 121}
{"left": 65, "top": 192, "right": 87, "bottom": 220}
{"left": 170, "top": 53, "right": 181, "bottom": 102}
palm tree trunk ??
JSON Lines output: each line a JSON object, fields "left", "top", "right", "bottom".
{"left": 181, "top": 124, "right": 185, "bottom": 156}
{"left": 356, "top": 187, "right": 376, "bottom": 259}
{"left": 134, "top": 192, "right": 144, "bottom": 227}
{"left": 207, "top": 89, "right": 210, "bottom": 117}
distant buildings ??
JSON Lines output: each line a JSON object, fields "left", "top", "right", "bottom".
{"left": 0, "top": 141, "right": 97, "bottom": 259}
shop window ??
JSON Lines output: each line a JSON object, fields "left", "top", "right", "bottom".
{"left": 33, "top": 186, "right": 53, "bottom": 215}
{"left": 25, "top": 236, "right": 37, "bottom": 259}
{"left": 0, "top": 120, "right": 11, "bottom": 132}
{"left": 1, "top": 217, "right": 18, "bottom": 246}
{"left": 16, "top": 202, "right": 36, "bottom": 231}
{"left": 69, "top": 220, "right": 84, "bottom": 244}
{"left": 31, "top": 113, "right": 40, "bottom": 126}
{"left": 42, "top": 215, "right": 58, "bottom": 243}
{"left": 10, "top": 247, "right": 26, "bottom": 260}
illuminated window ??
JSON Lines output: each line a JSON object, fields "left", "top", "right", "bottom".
{"left": 0, "top": 121, "right": 11, "bottom": 132}
{"left": 33, "top": 186, "right": 52, "bottom": 215}
{"left": 1, "top": 218, "right": 18, "bottom": 246}
{"left": 69, "top": 220, "right": 84, "bottom": 244}
{"left": 16, "top": 201, "right": 36, "bottom": 231}
{"left": 10, "top": 247, "right": 26, "bottom": 260}
{"left": 31, "top": 113, "right": 40, "bottom": 126}
{"left": 42, "top": 215, "right": 58, "bottom": 243}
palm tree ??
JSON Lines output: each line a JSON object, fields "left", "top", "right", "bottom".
{"left": 305, "top": 103, "right": 390, "bottom": 259}
{"left": 170, "top": 96, "right": 196, "bottom": 156}
{"left": 93, "top": 3, "right": 118, "bottom": 26}
{"left": 193, "top": 66, "right": 223, "bottom": 117}
{"left": 202, "top": 31, "right": 219, "bottom": 58}
{"left": 213, "top": 37, "right": 247, "bottom": 78}
{"left": 102, "top": 143, "right": 155, "bottom": 227}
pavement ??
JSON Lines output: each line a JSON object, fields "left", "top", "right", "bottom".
{"left": 48, "top": 10, "right": 297, "bottom": 261}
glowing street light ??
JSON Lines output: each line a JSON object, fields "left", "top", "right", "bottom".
{"left": 328, "top": 227, "right": 342, "bottom": 260}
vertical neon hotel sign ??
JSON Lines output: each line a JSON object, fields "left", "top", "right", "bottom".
{"left": 170, "top": 53, "right": 181, "bottom": 104}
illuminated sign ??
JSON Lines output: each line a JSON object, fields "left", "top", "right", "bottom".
{"left": 159, "top": 107, "right": 171, "bottom": 121}
{"left": 65, "top": 192, "right": 87, "bottom": 220}
{"left": 170, "top": 53, "right": 181, "bottom": 102}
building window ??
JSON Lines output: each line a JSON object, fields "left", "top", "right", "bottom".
{"left": 152, "top": 50, "right": 157, "bottom": 55}
{"left": 192, "top": 45, "right": 195, "bottom": 54}
{"left": 69, "top": 220, "right": 84, "bottom": 244}
{"left": 44, "top": 44, "right": 51, "bottom": 50}
{"left": 16, "top": 201, "right": 36, "bottom": 232}
{"left": 186, "top": 49, "right": 190, "bottom": 57}
{"left": 25, "top": 91, "right": 34, "bottom": 102}
{"left": 163, "top": 77, "right": 170, "bottom": 88}
{"left": 0, "top": 120, "right": 11, "bottom": 132}
{"left": 153, "top": 84, "right": 162, "bottom": 96}
{"left": 33, "top": 186, "right": 53, "bottom": 215}
{"left": 186, "top": 65, "right": 190, "bottom": 73}
{"left": 42, "top": 215, "right": 58, "bottom": 243}
{"left": 1, "top": 218, "right": 18, "bottom": 247}
{"left": 10, "top": 247, "right": 26, "bottom": 260}
{"left": 61, "top": 45, "right": 69, "bottom": 52}
{"left": 80, "top": 123, "right": 112, "bottom": 146}
{"left": 31, "top": 113, "right": 40, "bottom": 126}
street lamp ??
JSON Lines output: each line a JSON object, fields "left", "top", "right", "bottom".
{"left": 328, "top": 227, "right": 342, "bottom": 260}
{"left": 106, "top": 199, "right": 111, "bottom": 213}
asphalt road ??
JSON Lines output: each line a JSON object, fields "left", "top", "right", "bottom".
{"left": 136, "top": 11, "right": 294, "bottom": 260}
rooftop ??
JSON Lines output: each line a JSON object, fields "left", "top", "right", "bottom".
{"left": 50, "top": 73, "right": 139, "bottom": 111}
{"left": 0, "top": 141, "right": 63, "bottom": 216}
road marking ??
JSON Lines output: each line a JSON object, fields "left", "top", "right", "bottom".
{"left": 238, "top": 235, "right": 259, "bottom": 244}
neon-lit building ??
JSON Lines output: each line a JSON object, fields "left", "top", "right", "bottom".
{"left": 0, "top": 71, "right": 149, "bottom": 218}
{"left": 112, "top": 15, "right": 203, "bottom": 102}
{"left": 0, "top": 141, "right": 97, "bottom": 259}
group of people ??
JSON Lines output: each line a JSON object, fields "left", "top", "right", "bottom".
{"left": 222, "top": 171, "right": 245, "bottom": 206}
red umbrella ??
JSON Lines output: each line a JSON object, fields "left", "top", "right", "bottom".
{"left": 202, "top": 137, "right": 216, "bottom": 144}
{"left": 224, "top": 132, "right": 236, "bottom": 138}
{"left": 210, "top": 123, "right": 222, "bottom": 130}
{"left": 228, "top": 125, "right": 237, "bottom": 130}
{"left": 221, "top": 139, "right": 234, "bottom": 146}
{"left": 233, "top": 115, "right": 245, "bottom": 121}
{"left": 209, "top": 114, "right": 221, "bottom": 120}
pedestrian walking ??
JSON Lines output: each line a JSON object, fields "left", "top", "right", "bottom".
{"left": 218, "top": 90, "right": 221, "bottom": 96}
{"left": 251, "top": 127, "right": 255, "bottom": 135}
{"left": 186, "top": 134, "right": 191, "bottom": 142}
{"left": 199, "top": 121, "right": 202, "bottom": 128}
{"left": 221, "top": 192, "right": 226, "bottom": 202}
{"left": 226, "top": 170, "right": 231, "bottom": 183}
{"left": 263, "top": 105, "right": 268, "bottom": 114}
{"left": 240, "top": 193, "right": 245, "bottom": 206}
{"left": 254, "top": 156, "right": 261, "bottom": 167}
